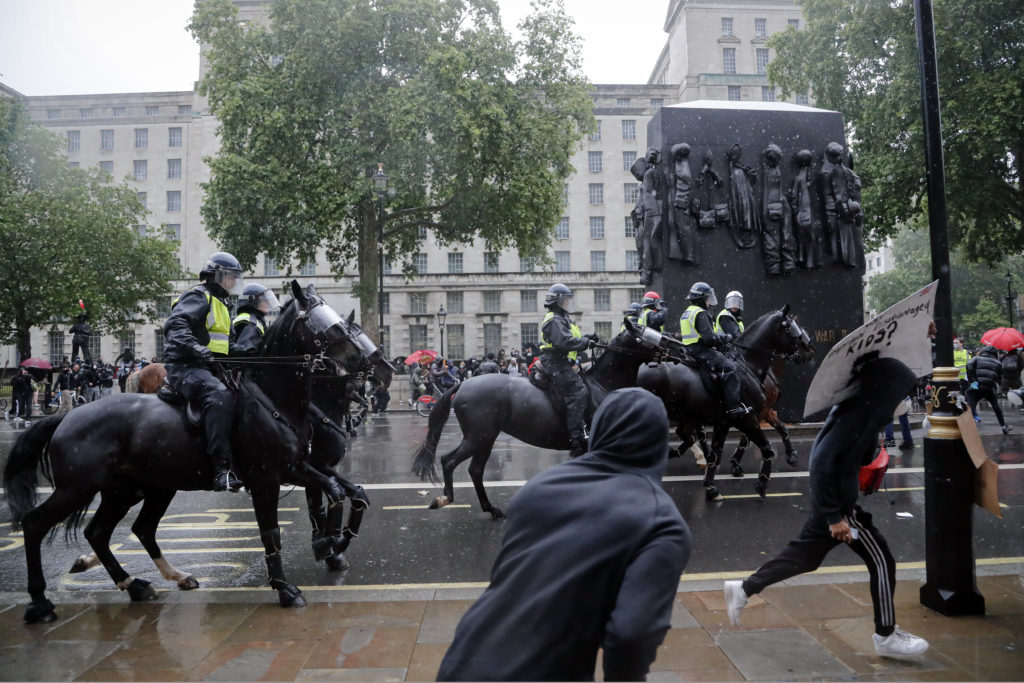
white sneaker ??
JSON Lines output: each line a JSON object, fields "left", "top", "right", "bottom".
{"left": 873, "top": 627, "right": 929, "bottom": 658}
{"left": 724, "top": 580, "right": 748, "bottom": 626}
{"left": 12, "top": 417, "right": 24, "bottom": 423}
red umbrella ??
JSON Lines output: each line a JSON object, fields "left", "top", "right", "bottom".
{"left": 404, "top": 349, "right": 438, "bottom": 365}
{"left": 19, "top": 358, "right": 53, "bottom": 370}
{"left": 980, "top": 327, "right": 1024, "bottom": 351}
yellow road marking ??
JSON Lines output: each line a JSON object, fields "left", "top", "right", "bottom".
{"left": 206, "top": 508, "right": 300, "bottom": 513}
{"left": 150, "top": 522, "right": 292, "bottom": 529}
{"left": 883, "top": 486, "right": 925, "bottom": 492}
{"left": 382, "top": 504, "right": 472, "bottom": 510}
{"left": 723, "top": 492, "right": 802, "bottom": 499}
{"left": 130, "top": 535, "right": 260, "bottom": 543}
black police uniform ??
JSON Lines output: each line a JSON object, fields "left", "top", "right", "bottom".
{"left": 230, "top": 305, "right": 268, "bottom": 357}
{"left": 638, "top": 305, "right": 668, "bottom": 331}
{"left": 540, "top": 306, "right": 592, "bottom": 450}
{"left": 684, "top": 302, "right": 742, "bottom": 409}
{"left": 715, "top": 310, "right": 743, "bottom": 338}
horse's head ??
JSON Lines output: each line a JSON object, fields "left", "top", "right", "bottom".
{"left": 334, "top": 311, "right": 396, "bottom": 388}
{"left": 771, "top": 304, "right": 815, "bottom": 364}
{"left": 606, "top": 318, "right": 689, "bottom": 364}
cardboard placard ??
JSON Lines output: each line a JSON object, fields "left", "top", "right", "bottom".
{"left": 974, "top": 458, "right": 1002, "bottom": 518}
{"left": 956, "top": 411, "right": 990, "bottom": 469}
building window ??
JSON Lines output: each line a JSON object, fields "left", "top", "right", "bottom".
{"left": 650, "top": 98, "right": 663, "bottom": 108}
{"left": 484, "top": 291, "right": 502, "bottom": 314}
{"left": 447, "top": 291, "right": 464, "bottom": 314}
{"left": 417, "top": 225, "right": 428, "bottom": 239}
{"left": 136, "top": 191, "right": 147, "bottom": 209}
{"left": 520, "top": 290, "right": 537, "bottom": 313}
{"left": 762, "top": 86, "right": 776, "bottom": 102}
{"left": 629, "top": 288, "right": 644, "bottom": 303}
{"left": 562, "top": 183, "right": 569, "bottom": 205}
{"left": 156, "top": 296, "right": 173, "bottom": 318}
{"left": 48, "top": 330, "right": 65, "bottom": 365}
{"left": 590, "top": 216, "right": 605, "bottom": 239}
{"left": 448, "top": 252, "right": 463, "bottom": 274}
{"left": 133, "top": 160, "right": 148, "bottom": 181}
{"left": 166, "top": 190, "right": 181, "bottom": 211}
{"left": 625, "top": 216, "right": 636, "bottom": 238}
{"left": 380, "top": 325, "right": 390, "bottom": 358}
{"left": 622, "top": 151, "right": 636, "bottom": 171}
{"left": 594, "top": 288, "right": 611, "bottom": 311}
{"left": 383, "top": 257, "right": 392, "bottom": 275}
{"left": 100, "top": 129, "right": 114, "bottom": 150}
{"left": 167, "top": 158, "right": 182, "bottom": 179}
{"left": 113, "top": 106, "right": 126, "bottom": 117}
{"left": 165, "top": 224, "right": 181, "bottom": 241}
{"left": 68, "top": 162, "right": 79, "bottom": 168}
{"left": 118, "top": 330, "right": 136, "bottom": 356}
{"left": 555, "top": 251, "right": 571, "bottom": 272}
{"left": 624, "top": 183, "right": 639, "bottom": 204}
{"left": 47, "top": 109, "right": 61, "bottom": 119}
{"left": 409, "top": 292, "right": 427, "bottom": 314}
{"left": 594, "top": 321, "right": 612, "bottom": 341}
{"left": 80, "top": 108, "right": 93, "bottom": 118}
{"left": 626, "top": 250, "right": 639, "bottom": 270}
{"left": 178, "top": 104, "right": 192, "bottom": 115}
{"left": 721, "top": 17, "right": 733, "bottom": 36}
{"left": 588, "top": 183, "right": 604, "bottom": 205}
{"left": 66, "top": 130, "right": 80, "bottom": 152}
{"left": 520, "top": 322, "right": 539, "bottom": 347}
{"left": 134, "top": 128, "right": 148, "bottom": 149}
{"left": 590, "top": 251, "right": 606, "bottom": 272}
{"left": 616, "top": 97, "right": 631, "bottom": 108}
{"left": 413, "top": 252, "right": 428, "bottom": 274}
{"left": 588, "top": 151, "right": 603, "bottom": 173}
{"left": 588, "top": 120, "right": 602, "bottom": 141}
{"left": 264, "top": 256, "right": 279, "bottom": 276}
{"left": 556, "top": 217, "right": 570, "bottom": 240}
{"left": 168, "top": 127, "right": 182, "bottom": 147}
{"left": 756, "top": 48, "right": 770, "bottom": 75}
{"left": 796, "top": 92, "right": 809, "bottom": 105}
{"left": 447, "top": 324, "right": 465, "bottom": 359}
{"left": 621, "top": 120, "right": 636, "bottom": 140}
{"left": 409, "top": 324, "right": 428, "bottom": 351}
{"left": 788, "top": 18, "right": 800, "bottom": 29}
{"left": 723, "top": 48, "right": 736, "bottom": 75}
{"left": 483, "top": 323, "right": 503, "bottom": 356}
{"left": 299, "top": 260, "right": 316, "bottom": 276}
{"left": 519, "top": 256, "right": 535, "bottom": 272}
{"left": 484, "top": 252, "right": 499, "bottom": 273}
{"left": 146, "top": 106, "right": 159, "bottom": 116}
{"left": 728, "top": 85, "right": 742, "bottom": 101}
{"left": 755, "top": 18, "right": 767, "bottom": 37}
{"left": 99, "top": 160, "right": 113, "bottom": 175}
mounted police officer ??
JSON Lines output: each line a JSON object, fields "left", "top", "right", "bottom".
{"left": 163, "top": 251, "right": 244, "bottom": 492}
{"left": 540, "top": 284, "right": 599, "bottom": 457}
{"left": 231, "top": 283, "right": 281, "bottom": 357}
{"left": 638, "top": 291, "right": 668, "bottom": 331}
{"left": 679, "top": 282, "right": 749, "bottom": 417}
{"left": 620, "top": 301, "right": 642, "bottom": 331}
{"left": 714, "top": 290, "right": 745, "bottom": 339}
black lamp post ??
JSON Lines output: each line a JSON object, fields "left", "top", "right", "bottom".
{"left": 1006, "top": 272, "right": 1015, "bottom": 329}
{"left": 372, "top": 163, "right": 389, "bottom": 339}
{"left": 437, "top": 305, "right": 447, "bottom": 359}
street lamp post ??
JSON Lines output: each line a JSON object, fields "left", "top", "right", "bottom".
{"left": 1006, "top": 272, "right": 1015, "bottom": 329}
{"left": 372, "top": 163, "right": 389, "bottom": 341}
{"left": 437, "top": 305, "right": 447, "bottom": 359}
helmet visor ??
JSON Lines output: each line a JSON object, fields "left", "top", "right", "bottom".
{"left": 724, "top": 293, "right": 743, "bottom": 311}
{"left": 215, "top": 268, "right": 244, "bottom": 295}
{"left": 258, "top": 290, "right": 281, "bottom": 313}
{"left": 558, "top": 293, "right": 573, "bottom": 309}
{"left": 706, "top": 289, "right": 718, "bottom": 307}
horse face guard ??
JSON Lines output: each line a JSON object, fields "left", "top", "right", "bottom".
{"left": 301, "top": 300, "right": 394, "bottom": 381}
{"left": 778, "top": 315, "right": 815, "bottom": 363}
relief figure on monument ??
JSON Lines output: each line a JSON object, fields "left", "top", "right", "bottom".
{"left": 640, "top": 147, "right": 665, "bottom": 280}
{"left": 696, "top": 149, "right": 726, "bottom": 231}
{"left": 629, "top": 155, "right": 649, "bottom": 284}
{"left": 844, "top": 150, "right": 865, "bottom": 270}
{"left": 725, "top": 143, "right": 760, "bottom": 249}
{"left": 790, "top": 149, "right": 823, "bottom": 269}
{"left": 760, "top": 143, "right": 796, "bottom": 276}
{"left": 818, "top": 141, "right": 861, "bottom": 267}
{"left": 668, "top": 142, "right": 698, "bottom": 265}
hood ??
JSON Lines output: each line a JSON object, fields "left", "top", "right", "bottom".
{"left": 839, "top": 356, "right": 916, "bottom": 434}
{"left": 978, "top": 345, "right": 998, "bottom": 358}
{"left": 582, "top": 387, "right": 669, "bottom": 480}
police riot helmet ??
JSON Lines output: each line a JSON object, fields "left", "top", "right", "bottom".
{"left": 239, "top": 283, "right": 281, "bottom": 313}
{"left": 200, "top": 251, "right": 244, "bottom": 295}
{"left": 642, "top": 291, "right": 661, "bottom": 309}
{"left": 723, "top": 290, "right": 744, "bottom": 313}
{"left": 686, "top": 282, "right": 717, "bottom": 306}
{"left": 544, "top": 283, "right": 573, "bottom": 310}
{"left": 625, "top": 301, "right": 642, "bottom": 316}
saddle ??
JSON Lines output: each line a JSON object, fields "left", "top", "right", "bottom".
{"left": 528, "top": 363, "right": 595, "bottom": 425}
{"left": 156, "top": 380, "right": 204, "bottom": 428}
{"left": 675, "top": 353, "right": 725, "bottom": 399}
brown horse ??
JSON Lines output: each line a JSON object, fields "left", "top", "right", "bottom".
{"left": 726, "top": 357, "right": 801, "bottom": 477}
{"left": 126, "top": 363, "right": 166, "bottom": 394}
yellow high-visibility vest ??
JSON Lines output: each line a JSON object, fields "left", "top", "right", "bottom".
{"left": 172, "top": 286, "right": 231, "bottom": 356}
{"left": 638, "top": 308, "right": 663, "bottom": 332}
{"left": 714, "top": 309, "right": 745, "bottom": 334}
{"left": 953, "top": 348, "right": 970, "bottom": 380}
{"left": 540, "top": 311, "right": 582, "bottom": 361}
{"left": 233, "top": 312, "right": 265, "bottom": 336}
{"left": 679, "top": 304, "right": 705, "bottom": 345}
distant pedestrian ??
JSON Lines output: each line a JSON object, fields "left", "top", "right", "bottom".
{"left": 11, "top": 367, "right": 34, "bottom": 421}
{"left": 477, "top": 353, "right": 500, "bottom": 374}
{"left": 437, "top": 388, "right": 691, "bottom": 681}
{"left": 967, "top": 345, "right": 1011, "bottom": 434}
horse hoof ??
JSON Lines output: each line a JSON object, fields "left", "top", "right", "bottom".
{"left": 69, "top": 555, "right": 91, "bottom": 574}
{"left": 277, "top": 585, "right": 306, "bottom": 608}
{"left": 489, "top": 507, "right": 506, "bottom": 520}
{"left": 127, "top": 578, "right": 159, "bottom": 602}
{"left": 24, "top": 599, "right": 57, "bottom": 624}
{"left": 704, "top": 487, "right": 723, "bottom": 502}
{"left": 311, "top": 537, "right": 332, "bottom": 562}
{"left": 326, "top": 553, "right": 350, "bottom": 571}
{"left": 730, "top": 462, "right": 744, "bottom": 477}
{"left": 754, "top": 482, "right": 767, "bottom": 499}
{"left": 177, "top": 576, "right": 200, "bottom": 591}
{"left": 786, "top": 451, "right": 798, "bottom": 467}
{"left": 429, "top": 496, "right": 449, "bottom": 510}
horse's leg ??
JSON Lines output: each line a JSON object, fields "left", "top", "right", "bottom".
{"left": 131, "top": 489, "right": 199, "bottom": 590}
{"left": 251, "top": 484, "right": 306, "bottom": 608}
{"left": 737, "top": 417, "right": 777, "bottom": 499}
{"left": 83, "top": 491, "right": 159, "bottom": 602}
{"left": 770, "top": 412, "right": 798, "bottom": 467}
{"left": 20, "top": 489, "right": 91, "bottom": 623}
{"left": 430, "top": 439, "right": 478, "bottom": 511}
{"left": 305, "top": 486, "right": 329, "bottom": 561}
{"left": 730, "top": 434, "right": 749, "bottom": 477}
{"left": 702, "top": 425, "right": 724, "bottom": 502}
{"left": 466, "top": 445, "right": 504, "bottom": 520}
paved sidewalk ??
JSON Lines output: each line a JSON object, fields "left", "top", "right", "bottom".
{"left": 1, "top": 570, "right": 1021, "bottom": 681}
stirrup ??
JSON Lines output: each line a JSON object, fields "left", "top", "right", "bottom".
{"left": 725, "top": 404, "right": 750, "bottom": 417}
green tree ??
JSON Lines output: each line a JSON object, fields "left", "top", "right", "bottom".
{"left": 0, "top": 99, "right": 181, "bottom": 360}
{"left": 188, "top": 0, "right": 594, "bottom": 341}
{"left": 768, "top": 0, "right": 1024, "bottom": 262}
{"left": 866, "top": 224, "right": 1024, "bottom": 345}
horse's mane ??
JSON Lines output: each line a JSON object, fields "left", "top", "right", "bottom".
{"left": 738, "top": 309, "right": 783, "bottom": 339}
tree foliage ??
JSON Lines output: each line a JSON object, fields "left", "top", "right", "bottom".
{"left": 768, "top": 0, "right": 1024, "bottom": 262}
{"left": 866, "top": 224, "right": 1023, "bottom": 345}
{"left": 189, "top": 0, "right": 595, "bottom": 340}
{"left": 0, "top": 99, "right": 182, "bottom": 359}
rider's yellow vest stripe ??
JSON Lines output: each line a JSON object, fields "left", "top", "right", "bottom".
{"left": 233, "top": 312, "right": 265, "bottom": 336}
{"left": 172, "top": 287, "right": 231, "bottom": 356}
{"left": 714, "top": 309, "right": 745, "bottom": 334}
{"left": 638, "top": 308, "right": 662, "bottom": 331}
{"left": 539, "top": 311, "right": 582, "bottom": 361}
{"left": 679, "top": 305, "right": 703, "bottom": 345}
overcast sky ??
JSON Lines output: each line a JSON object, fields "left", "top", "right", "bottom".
{"left": 0, "top": 0, "right": 668, "bottom": 96}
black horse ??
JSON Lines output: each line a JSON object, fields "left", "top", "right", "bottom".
{"left": 637, "top": 306, "right": 813, "bottom": 501}
{"left": 4, "top": 282, "right": 367, "bottom": 623}
{"left": 412, "top": 324, "right": 684, "bottom": 518}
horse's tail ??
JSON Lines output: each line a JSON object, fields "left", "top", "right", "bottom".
{"left": 4, "top": 413, "right": 68, "bottom": 529}
{"left": 411, "top": 383, "right": 460, "bottom": 484}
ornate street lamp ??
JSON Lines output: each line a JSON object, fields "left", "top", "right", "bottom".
{"left": 437, "top": 305, "right": 447, "bottom": 359}
{"left": 372, "top": 163, "right": 389, "bottom": 338}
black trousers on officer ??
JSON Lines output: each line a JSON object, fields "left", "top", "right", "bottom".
{"left": 967, "top": 387, "right": 1007, "bottom": 428}
{"left": 165, "top": 363, "right": 235, "bottom": 468}
{"left": 741, "top": 505, "right": 896, "bottom": 636}
{"left": 542, "top": 354, "right": 587, "bottom": 443}
{"left": 690, "top": 345, "right": 741, "bottom": 407}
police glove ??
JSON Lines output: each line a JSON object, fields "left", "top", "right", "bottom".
{"left": 585, "top": 333, "right": 601, "bottom": 347}
{"left": 193, "top": 344, "right": 215, "bottom": 363}
{"left": 969, "top": 381, "right": 979, "bottom": 391}
{"left": 719, "top": 333, "right": 734, "bottom": 346}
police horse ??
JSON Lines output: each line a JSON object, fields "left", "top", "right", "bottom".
{"left": 638, "top": 306, "right": 813, "bottom": 501}
{"left": 4, "top": 282, "right": 374, "bottom": 623}
{"left": 412, "top": 323, "right": 685, "bottom": 518}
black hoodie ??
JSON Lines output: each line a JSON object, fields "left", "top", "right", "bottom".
{"left": 809, "top": 357, "right": 916, "bottom": 525}
{"left": 437, "top": 388, "right": 691, "bottom": 682}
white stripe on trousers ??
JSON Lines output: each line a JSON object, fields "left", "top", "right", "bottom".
{"left": 847, "top": 512, "right": 894, "bottom": 628}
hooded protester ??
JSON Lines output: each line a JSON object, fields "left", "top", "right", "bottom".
{"left": 966, "top": 345, "right": 1011, "bottom": 433}
{"left": 437, "top": 387, "right": 691, "bottom": 682}
{"left": 725, "top": 355, "right": 929, "bottom": 659}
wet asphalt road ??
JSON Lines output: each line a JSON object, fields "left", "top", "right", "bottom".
{"left": 0, "top": 408, "right": 1022, "bottom": 596}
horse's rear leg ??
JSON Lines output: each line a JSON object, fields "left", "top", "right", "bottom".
{"left": 429, "top": 440, "right": 476, "bottom": 511}
{"left": 467, "top": 449, "right": 504, "bottom": 520}
{"left": 738, "top": 418, "right": 777, "bottom": 499}
{"left": 731, "top": 435, "right": 749, "bottom": 477}
{"left": 84, "top": 492, "right": 158, "bottom": 602}
{"left": 20, "top": 489, "right": 91, "bottom": 623}
{"left": 131, "top": 489, "right": 198, "bottom": 590}
{"left": 251, "top": 485, "right": 305, "bottom": 608}
{"left": 703, "top": 425, "right": 725, "bottom": 502}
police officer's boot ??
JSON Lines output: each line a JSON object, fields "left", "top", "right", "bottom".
{"left": 211, "top": 451, "right": 243, "bottom": 492}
